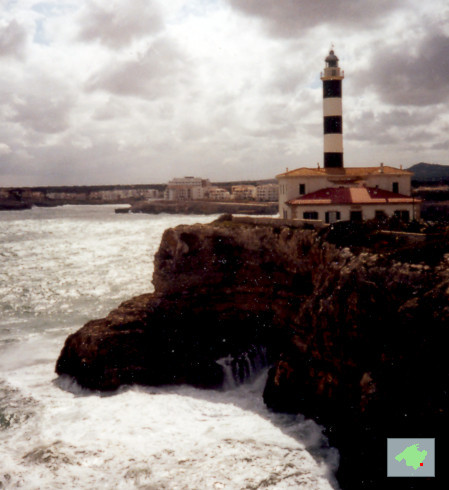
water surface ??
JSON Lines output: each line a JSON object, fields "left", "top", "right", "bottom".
{"left": 0, "top": 205, "right": 338, "bottom": 489}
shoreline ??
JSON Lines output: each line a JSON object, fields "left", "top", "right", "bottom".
{"left": 121, "top": 200, "right": 278, "bottom": 215}
{"left": 0, "top": 198, "right": 278, "bottom": 216}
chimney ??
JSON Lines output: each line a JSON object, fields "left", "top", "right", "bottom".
{"left": 380, "top": 162, "right": 384, "bottom": 173}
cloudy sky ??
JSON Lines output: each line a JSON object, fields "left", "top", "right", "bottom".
{"left": 1, "top": 0, "right": 448, "bottom": 185}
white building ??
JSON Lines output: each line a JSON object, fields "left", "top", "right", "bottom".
{"left": 256, "top": 184, "right": 279, "bottom": 202}
{"left": 277, "top": 50, "right": 420, "bottom": 223}
{"left": 231, "top": 185, "right": 257, "bottom": 201}
{"left": 164, "top": 176, "right": 211, "bottom": 200}
{"left": 208, "top": 187, "right": 231, "bottom": 201}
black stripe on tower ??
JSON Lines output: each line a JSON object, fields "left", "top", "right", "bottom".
{"left": 323, "top": 80, "right": 342, "bottom": 98}
{"left": 323, "top": 116, "right": 342, "bottom": 134}
{"left": 324, "top": 153, "right": 343, "bottom": 168}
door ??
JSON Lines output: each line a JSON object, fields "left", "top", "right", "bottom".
{"left": 350, "top": 211, "right": 362, "bottom": 222}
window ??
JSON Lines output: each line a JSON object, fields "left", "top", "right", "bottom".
{"left": 394, "top": 210, "right": 410, "bottom": 222}
{"left": 283, "top": 210, "right": 288, "bottom": 219}
{"left": 299, "top": 184, "right": 305, "bottom": 195}
{"left": 303, "top": 211, "right": 318, "bottom": 220}
{"left": 375, "top": 210, "right": 387, "bottom": 220}
{"left": 392, "top": 182, "right": 399, "bottom": 193}
{"left": 325, "top": 211, "right": 341, "bottom": 224}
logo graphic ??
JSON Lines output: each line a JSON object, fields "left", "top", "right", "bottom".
{"left": 387, "top": 438, "right": 435, "bottom": 477}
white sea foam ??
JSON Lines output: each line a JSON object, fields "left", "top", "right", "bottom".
{"left": 0, "top": 205, "right": 339, "bottom": 489}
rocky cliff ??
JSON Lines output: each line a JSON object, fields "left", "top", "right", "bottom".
{"left": 56, "top": 216, "right": 448, "bottom": 489}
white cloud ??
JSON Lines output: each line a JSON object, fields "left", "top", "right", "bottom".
{"left": 0, "top": 142, "right": 12, "bottom": 155}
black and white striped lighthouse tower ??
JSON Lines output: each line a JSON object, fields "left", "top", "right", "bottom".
{"left": 320, "top": 49, "right": 344, "bottom": 168}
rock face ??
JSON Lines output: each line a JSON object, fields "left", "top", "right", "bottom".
{"left": 0, "top": 200, "right": 32, "bottom": 211}
{"left": 56, "top": 217, "right": 449, "bottom": 489}
{"left": 56, "top": 218, "right": 314, "bottom": 390}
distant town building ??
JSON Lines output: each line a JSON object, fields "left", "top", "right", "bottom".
{"left": 208, "top": 187, "right": 231, "bottom": 201}
{"left": 256, "top": 184, "right": 279, "bottom": 202}
{"left": 1, "top": 186, "right": 162, "bottom": 204}
{"left": 231, "top": 185, "right": 257, "bottom": 201}
{"left": 164, "top": 176, "right": 211, "bottom": 200}
{"left": 277, "top": 49, "right": 420, "bottom": 222}
{"left": 145, "top": 189, "right": 161, "bottom": 200}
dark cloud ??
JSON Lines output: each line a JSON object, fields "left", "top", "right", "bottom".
{"left": 375, "top": 108, "right": 437, "bottom": 128}
{"left": 9, "top": 91, "right": 73, "bottom": 134}
{"left": 355, "top": 33, "right": 449, "bottom": 106}
{"left": 78, "top": 0, "right": 163, "bottom": 48}
{"left": 228, "top": 0, "right": 405, "bottom": 36}
{"left": 86, "top": 39, "right": 190, "bottom": 98}
{"left": 346, "top": 108, "right": 440, "bottom": 145}
{"left": 0, "top": 20, "right": 27, "bottom": 58}
{"left": 430, "top": 140, "right": 449, "bottom": 151}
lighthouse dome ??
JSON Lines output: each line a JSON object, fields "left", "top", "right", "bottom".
{"left": 325, "top": 50, "right": 339, "bottom": 65}
{"left": 325, "top": 50, "right": 339, "bottom": 68}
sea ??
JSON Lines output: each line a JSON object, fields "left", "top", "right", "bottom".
{"left": 0, "top": 205, "right": 339, "bottom": 489}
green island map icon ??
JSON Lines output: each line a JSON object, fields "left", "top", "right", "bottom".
{"left": 395, "top": 443, "right": 427, "bottom": 470}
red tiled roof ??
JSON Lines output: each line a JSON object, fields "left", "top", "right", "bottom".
{"left": 276, "top": 166, "right": 412, "bottom": 178}
{"left": 287, "top": 186, "right": 420, "bottom": 206}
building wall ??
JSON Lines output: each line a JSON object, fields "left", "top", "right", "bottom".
{"left": 256, "top": 184, "right": 279, "bottom": 201}
{"left": 191, "top": 186, "right": 204, "bottom": 200}
{"left": 278, "top": 176, "right": 330, "bottom": 216}
{"left": 168, "top": 177, "right": 210, "bottom": 187}
{"left": 164, "top": 185, "right": 206, "bottom": 200}
{"left": 290, "top": 203, "right": 419, "bottom": 222}
{"left": 208, "top": 188, "right": 231, "bottom": 200}
{"left": 278, "top": 172, "right": 412, "bottom": 217}
{"left": 364, "top": 174, "right": 411, "bottom": 196}
{"left": 232, "top": 185, "right": 257, "bottom": 200}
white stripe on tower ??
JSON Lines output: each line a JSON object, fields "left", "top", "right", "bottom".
{"left": 320, "top": 49, "right": 344, "bottom": 168}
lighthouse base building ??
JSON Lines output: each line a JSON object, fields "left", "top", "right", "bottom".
{"left": 277, "top": 165, "right": 419, "bottom": 223}
{"left": 277, "top": 49, "right": 420, "bottom": 223}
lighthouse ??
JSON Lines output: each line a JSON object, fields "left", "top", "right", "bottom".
{"left": 321, "top": 49, "right": 344, "bottom": 168}
{"left": 276, "top": 48, "right": 420, "bottom": 222}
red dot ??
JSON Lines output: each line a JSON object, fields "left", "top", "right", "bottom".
{"left": 420, "top": 463, "right": 423, "bottom": 466}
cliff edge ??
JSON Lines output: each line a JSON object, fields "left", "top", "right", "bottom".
{"left": 56, "top": 216, "right": 448, "bottom": 489}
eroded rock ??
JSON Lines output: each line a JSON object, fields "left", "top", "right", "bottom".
{"left": 56, "top": 217, "right": 448, "bottom": 489}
